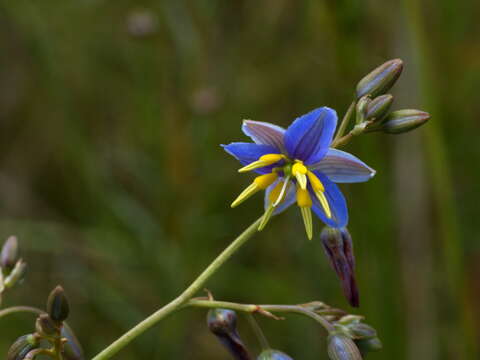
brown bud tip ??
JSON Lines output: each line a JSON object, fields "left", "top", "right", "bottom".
{"left": 1, "top": 236, "right": 18, "bottom": 271}
{"left": 257, "top": 349, "right": 294, "bottom": 359}
{"left": 327, "top": 334, "right": 362, "bottom": 360}
{"left": 7, "top": 334, "right": 38, "bottom": 360}
{"left": 356, "top": 59, "right": 403, "bottom": 98}
{"left": 381, "top": 109, "right": 430, "bottom": 134}
{"left": 47, "top": 285, "right": 70, "bottom": 322}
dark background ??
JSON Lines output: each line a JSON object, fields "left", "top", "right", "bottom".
{"left": 0, "top": 1, "right": 479, "bottom": 359}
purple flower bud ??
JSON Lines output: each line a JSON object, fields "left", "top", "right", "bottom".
{"left": 1, "top": 236, "right": 18, "bottom": 271}
{"left": 257, "top": 349, "right": 293, "bottom": 360}
{"left": 380, "top": 109, "right": 430, "bottom": 134}
{"left": 207, "top": 309, "right": 252, "bottom": 360}
{"left": 365, "top": 94, "right": 393, "bottom": 123}
{"left": 354, "top": 337, "right": 382, "bottom": 356}
{"left": 35, "top": 314, "right": 59, "bottom": 337}
{"left": 62, "top": 323, "right": 85, "bottom": 360}
{"left": 7, "top": 334, "right": 38, "bottom": 360}
{"left": 327, "top": 334, "right": 362, "bottom": 360}
{"left": 47, "top": 285, "right": 70, "bottom": 323}
{"left": 356, "top": 59, "right": 403, "bottom": 98}
{"left": 320, "top": 227, "right": 359, "bottom": 307}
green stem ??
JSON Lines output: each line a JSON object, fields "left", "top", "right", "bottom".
{"left": 185, "top": 299, "right": 335, "bottom": 333}
{"left": 92, "top": 216, "right": 263, "bottom": 360}
{"left": 333, "top": 100, "right": 356, "bottom": 141}
{"left": 0, "top": 305, "right": 43, "bottom": 318}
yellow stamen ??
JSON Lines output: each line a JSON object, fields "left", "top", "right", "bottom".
{"left": 306, "top": 171, "right": 331, "bottom": 218}
{"left": 231, "top": 173, "right": 278, "bottom": 208}
{"left": 292, "top": 162, "right": 308, "bottom": 190}
{"left": 238, "top": 153, "right": 285, "bottom": 173}
{"left": 300, "top": 207, "right": 313, "bottom": 240}
{"left": 296, "top": 188, "right": 313, "bottom": 240}
{"left": 272, "top": 176, "right": 291, "bottom": 207}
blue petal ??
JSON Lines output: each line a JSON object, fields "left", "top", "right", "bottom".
{"left": 310, "top": 149, "right": 376, "bottom": 183}
{"left": 222, "top": 142, "right": 281, "bottom": 174}
{"left": 284, "top": 107, "right": 337, "bottom": 165}
{"left": 242, "top": 120, "right": 286, "bottom": 152}
{"left": 264, "top": 178, "right": 296, "bottom": 215}
{"left": 310, "top": 171, "right": 348, "bottom": 228}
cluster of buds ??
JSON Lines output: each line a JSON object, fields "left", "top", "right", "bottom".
{"left": 349, "top": 59, "right": 430, "bottom": 137}
{"left": 328, "top": 315, "right": 382, "bottom": 359}
{"left": 7, "top": 286, "right": 84, "bottom": 360}
{"left": 207, "top": 309, "right": 294, "bottom": 360}
{"left": 0, "top": 236, "right": 27, "bottom": 305}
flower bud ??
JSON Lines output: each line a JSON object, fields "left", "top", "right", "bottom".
{"left": 7, "top": 334, "right": 38, "bottom": 360}
{"left": 365, "top": 94, "right": 393, "bottom": 123}
{"left": 321, "top": 227, "right": 359, "bottom": 307}
{"left": 257, "top": 349, "right": 293, "bottom": 360}
{"left": 347, "top": 323, "right": 377, "bottom": 339}
{"left": 380, "top": 109, "right": 430, "bottom": 134}
{"left": 355, "top": 337, "right": 382, "bottom": 356}
{"left": 35, "top": 314, "right": 59, "bottom": 337}
{"left": 3, "top": 260, "right": 27, "bottom": 288}
{"left": 47, "top": 285, "right": 69, "bottom": 323}
{"left": 327, "top": 334, "right": 362, "bottom": 360}
{"left": 1, "top": 236, "right": 18, "bottom": 271}
{"left": 62, "top": 324, "right": 85, "bottom": 360}
{"left": 207, "top": 309, "right": 251, "bottom": 360}
{"left": 355, "top": 96, "right": 371, "bottom": 125}
{"left": 356, "top": 59, "right": 403, "bottom": 98}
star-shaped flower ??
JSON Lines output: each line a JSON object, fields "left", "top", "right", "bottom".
{"left": 223, "top": 107, "right": 375, "bottom": 239}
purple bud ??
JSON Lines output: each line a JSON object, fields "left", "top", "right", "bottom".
{"left": 327, "top": 334, "right": 362, "bottom": 360}
{"left": 1, "top": 236, "right": 18, "bottom": 271}
{"left": 320, "top": 227, "right": 359, "bottom": 307}
{"left": 355, "top": 337, "right": 382, "bottom": 356}
{"left": 35, "top": 314, "right": 59, "bottom": 337}
{"left": 380, "top": 109, "right": 430, "bottom": 134}
{"left": 7, "top": 334, "right": 38, "bottom": 360}
{"left": 207, "top": 309, "right": 252, "bottom": 360}
{"left": 356, "top": 59, "right": 403, "bottom": 98}
{"left": 47, "top": 285, "right": 70, "bottom": 323}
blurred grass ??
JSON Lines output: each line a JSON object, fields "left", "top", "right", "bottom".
{"left": 0, "top": 0, "right": 479, "bottom": 359}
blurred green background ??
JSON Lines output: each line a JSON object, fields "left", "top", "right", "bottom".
{"left": 0, "top": 0, "right": 479, "bottom": 359}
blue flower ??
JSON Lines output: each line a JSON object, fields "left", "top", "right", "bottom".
{"left": 223, "top": 107, "right": 375, "bottom": 239}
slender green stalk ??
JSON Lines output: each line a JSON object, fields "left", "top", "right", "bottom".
{"left": 247, "top": 314, "right": 270, "bottom": 350}
{"left": 0, "top": 305, "right": 42, "bottom": 318}
{"left": 92, "top": 216, "right": 263, "bottom": 360}
{"left": 333, "top": 101, "right": 356, "bottom": 141}
{"left": 186, "top": 299, "right": 335, "bottom": 333}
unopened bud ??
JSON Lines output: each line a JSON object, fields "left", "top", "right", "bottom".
{"left": 365, "top": 94, "right": 393, "bottom": 123}
{"left": 207, "top": 309, "right": 251, "bottom": 360}
{"left": 1, "top": 236, "right": 18, "bottom": 271}
{"left": 35, "top": 314, "right": 59, "bottom": 337}
{"left": 356, "top": 59, "right": 403, "bottom": 98}
{"left": 7, "top": 334, "right": 38, "bottom": 360}
{"left": 321, "top": 227, "right": 359, "bottom": 307}
{"left": 47, "top": 285, "right": 69, "bottom": 323}
{"left": 327, "top": 334, "right": 362, "bottom": 360}
{"left": 380, "top": 109, "right": 430, "bottom": 134}
{"left": 62, "top": 324, "right": 85, "bottom": 360}
{"left": 3, "top": 260, "right": 27, "bottom": 288}
{"left": 347, "top": 323, "right": 377, "bottom": 340}
{"left": 355, "top": 96, "right": 371, "bottom": 125}
{"left": 355, "top": 337, "right": 382, "bottom": 356}
{"left": 257, "top": 349, "right": 293, "bottom": 359}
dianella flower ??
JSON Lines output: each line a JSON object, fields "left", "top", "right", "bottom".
{"left": 223, "top": 107, "right": 375, "bottom": 239}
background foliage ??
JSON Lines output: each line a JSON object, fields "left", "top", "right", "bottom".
{"left": 0, "top": 0, "right": 479, "bottom": 359}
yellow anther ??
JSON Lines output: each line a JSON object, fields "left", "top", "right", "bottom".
{"left": 238, "top": 153, "right": 285, "bottom": 173}
{"left": 231, "top": 173, "right": 278, "bottom": 208}
{"left": 306, "top": 171, "right": 331, "bottom": 218}
{"left": 272, "top": 176, "right": 291, "bottom": 207}
{"left": 300, "top": 207, "right": 313, "bottom": 240}
{"left": 253, "top": 172, "right": 278, "bottom": 189}
{"left": 296, "top": 188, "right": 312, "bottom": 208}
{"left": 292, "top": 163, "right": 308, "bottom": 190}
{"left": 307, "top": 171, "right": 324, "bottom": 192}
